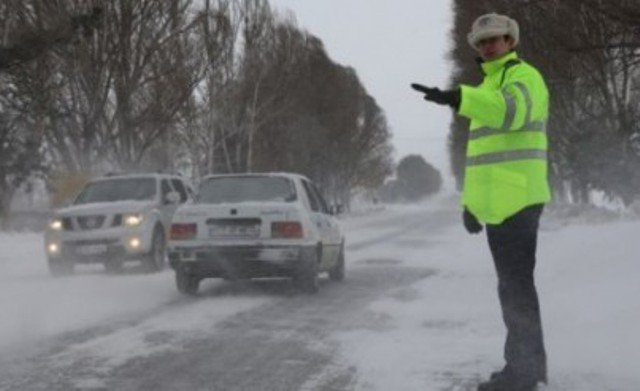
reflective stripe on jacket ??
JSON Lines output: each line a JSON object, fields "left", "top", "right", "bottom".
{"left": 458, "top": 51, "right": 551, "bottom": 224}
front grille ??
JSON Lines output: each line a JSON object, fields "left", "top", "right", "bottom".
{"left": 63, "top": 217, "right": 74, "bottom": 231}
{"left": 77, "top": 215, "right": 106, "bottom": 230}
{"left": 111, "top": 214, "right": 123, "bottom": 227}
{"left": 68, "top": 238, "right": 119, "bottom": 246}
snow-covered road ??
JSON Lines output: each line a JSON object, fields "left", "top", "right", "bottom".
{"left": 1, "top": 198, "right": 639, "bottom": 390}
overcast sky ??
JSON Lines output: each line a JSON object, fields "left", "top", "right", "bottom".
{"left": 269, "top": 0, "right": 455, "bottom": 183}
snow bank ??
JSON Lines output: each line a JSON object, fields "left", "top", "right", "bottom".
{"left": 337, "top": 215, "right": 640, "bottom": 390}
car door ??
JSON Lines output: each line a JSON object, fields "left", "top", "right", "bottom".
{"left": 308, "top": 182, "right": 342, "bottom": 266}
{"left": 301, "top": 180, "right": 333, "bottom": 268}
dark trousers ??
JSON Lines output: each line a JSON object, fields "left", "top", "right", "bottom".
{"left": 486, "top": 204, "right": 547, "bottom": 383}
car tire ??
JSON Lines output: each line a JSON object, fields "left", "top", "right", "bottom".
{"left": 143, "top": 227, "right": 166, "bottom": 273}
{"left": 328, "top": 246, "right": 345, "bottom": 282}
{"left": 294, "top": 250, "right": 319, "bottom": 294}
{"left": 48, "top": 258, "right": 74, "bottom": 276}
{"left": 176, "top": 269, "right": 200, "bottom": 296}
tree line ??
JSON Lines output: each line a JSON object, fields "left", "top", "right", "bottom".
{"left": 449, "top": 0, "right": 640, "bottom": 206}
{"left": 379, "top": 155, "right": 442, "bottom": 203}
{"left": 0, "top": 0, "right": 393, "bottom": 221}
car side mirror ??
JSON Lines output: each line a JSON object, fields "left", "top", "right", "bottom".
{"left": 165, "top": 191, "right": 181, "bottom": 204}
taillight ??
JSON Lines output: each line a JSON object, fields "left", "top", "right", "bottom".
{"left": 171, "top": 223, "right": 197, "bottom": 240}
{"left": 271, "top": 221, "right": 303, "bottom": 239}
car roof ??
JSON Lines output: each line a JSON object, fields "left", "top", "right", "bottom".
{"left": 90, "top": 173, "right": 184, "bottom": 183}
{"left": 201, "top": 172, "right": 310, "bottom": 183}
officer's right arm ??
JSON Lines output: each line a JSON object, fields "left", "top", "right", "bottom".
{"left": 458, "top": 72, "right": 536, "bottom": 131}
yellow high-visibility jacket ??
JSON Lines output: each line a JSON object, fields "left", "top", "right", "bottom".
{"left": 458, "top": 51, "right": 551, "bottom": 224}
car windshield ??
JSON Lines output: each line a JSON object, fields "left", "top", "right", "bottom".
{"left": 198, "top": 176, "right": 297, "bottom": 204}
{"left": 74, "top": 178, "right": 157, "bottom": 204}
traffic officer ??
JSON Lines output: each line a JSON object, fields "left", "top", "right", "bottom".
{"left": 411, "top": 13, "right": 551, "bottom": 391}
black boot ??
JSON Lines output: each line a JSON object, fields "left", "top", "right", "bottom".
{"left": 489, "top": 366, "right": 507, "bottom": 380}
{"left": 477, "top": 370, "right": 539, "bottom": 391}
{"left": 489, "top": 366, "right": 547, "bottom": 384}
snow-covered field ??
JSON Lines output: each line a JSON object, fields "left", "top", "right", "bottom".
{"left": 1, "top": 200, "right": 639, "bottom": 390}
{"left": 334, "top": 209, "right": 640, "bottom": 391}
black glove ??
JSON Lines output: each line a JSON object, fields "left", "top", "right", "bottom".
{"left": 410, "top": 83, "right": 460, "bottom": 109}
{"left": 462, "top": 209, "right": 483, "bottom": 234}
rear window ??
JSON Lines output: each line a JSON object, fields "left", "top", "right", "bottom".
{"left": 198, "top": 176, "right": 297, "bottom": 204}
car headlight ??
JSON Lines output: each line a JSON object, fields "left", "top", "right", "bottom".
{"left": 49, "top": 219, "right": 63, "bottom": 231}
{"left": 124, "top": 214, "right": 144, "bottom": 227}
{"left": 47, "top": 242, "right": 61, "bottom": 254}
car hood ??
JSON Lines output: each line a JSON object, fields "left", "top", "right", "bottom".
{"left": 55, "top": 200, "right": 156, "bottom": 216}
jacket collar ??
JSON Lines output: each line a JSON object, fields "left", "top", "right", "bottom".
{"left": 480, "top": 51, "right": 519, "bottom": 76}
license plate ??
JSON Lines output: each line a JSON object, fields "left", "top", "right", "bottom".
{"left": 209, "top": 225, "right": 259, "bottom": 239}
{"left": 77, "top": 244, "right": 108, "bottom": 255}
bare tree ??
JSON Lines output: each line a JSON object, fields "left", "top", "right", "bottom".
{"left": 0, "top": 2, "right": 101, "bottom": 70}
{"left": 0, "top": 0, "right": 394, "bottom": 223}
{"left": 0, "top": 1, "right": 101, "bottom": 226}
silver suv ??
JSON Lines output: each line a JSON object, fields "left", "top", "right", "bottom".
{"left": 45, "top": 173, "right": 192, "bottom": 275}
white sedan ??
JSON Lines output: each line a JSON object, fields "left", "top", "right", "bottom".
{"left": 168, "top": 173, "right": 345, "bottom": 295}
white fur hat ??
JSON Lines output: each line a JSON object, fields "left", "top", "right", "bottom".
{"left": 467, "top": 13, "right": 519, "bottom": 49}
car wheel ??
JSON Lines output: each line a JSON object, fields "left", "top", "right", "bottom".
{"left": 104, "top": 257, "right": 123, "bottom": 273}
{"left": 328, "top": 246, "right": 345, "bottom": 282}
{"left": 294, "top": 250, "right": 319, "bottom": 294}
{"left": 176, "top": 269, "right": 200, "bottom": 296}
{"left": 144, "top": 227, "right": 166, "bottom": 272}
{"left": 48, "top": 258, "right": 74, "bottom": 276}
